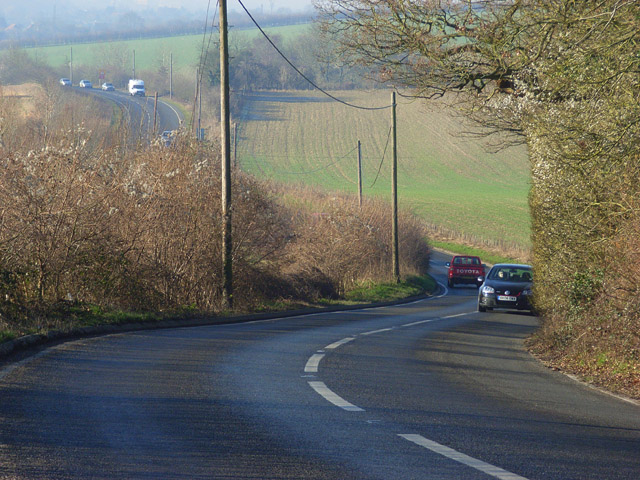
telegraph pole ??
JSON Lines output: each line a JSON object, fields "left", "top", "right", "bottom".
{"left": 220, "top": 0, "right": 233, "bottom": 309}
{"left": 194, "top": 68, "right": 199, "bottom": 138}
{"left": 357, "top": 140, "right": 363, "bottom": 207}
{"left": 198, "top": 79, "right": 202, "bottom": 140}
{"left": 391, "top": 91, "right": 399, "bottom": 283}
{"left": 169, "top": 52, "right": 173, "bottom": 100}
{"left": 233, "top": 122, "right": 238, "bottom": 168}
{"left": 153, "top": 92, "right": 158, "bottom": 133}
{"left": 69, "top": 47, "right": 73, "bottom": 84}
{"left": 133, "top": 49, "right": 136, "bottom": 79}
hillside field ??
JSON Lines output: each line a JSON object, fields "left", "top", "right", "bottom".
{"left": 236, "top": 90, "right": 531, "bottom": 253}
{"left": 23, "top": 24, "right": 310, "bottom": 76}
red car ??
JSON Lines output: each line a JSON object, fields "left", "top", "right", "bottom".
{"left": 446, "top": 255, "right": 485, "bottom": 288}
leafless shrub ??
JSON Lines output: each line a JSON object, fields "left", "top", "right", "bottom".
{"left": 280, "top": 186, "right": 430, "bottom": 296}
{"left": 0, "top": 89, "right": 433, "bottom": 332}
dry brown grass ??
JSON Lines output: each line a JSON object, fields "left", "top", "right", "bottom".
{"left": 0, "top": 83, "right": 42, "bottom": 117}
{"left": 274, "top": 185, "right": 430, "bottom": 296}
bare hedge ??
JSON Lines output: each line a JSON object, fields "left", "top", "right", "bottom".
{"left": 0, "top": 94, "right": 431, "bottom": 326}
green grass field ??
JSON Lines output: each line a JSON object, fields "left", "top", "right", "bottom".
{"left": 236, "top": 90, "right": 531, "bottom": 251}
{"left": 25, "top": 24, "right": 310, "bottom": 74}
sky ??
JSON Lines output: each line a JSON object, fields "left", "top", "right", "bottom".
{"left": 0, "top": 0, "right": 316, "bottom": 30}
{"left": 149, "top": 0, "right": 315, "bottom": 12}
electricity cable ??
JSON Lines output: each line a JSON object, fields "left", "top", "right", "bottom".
{"left": 236, "top": 0, "right": 391, "bottom": 111}
{"left": 369, "top": 125, "right": 392, "bottom": 188}
{"left": 191, "top": 0, "right": 219, "bottom": 131}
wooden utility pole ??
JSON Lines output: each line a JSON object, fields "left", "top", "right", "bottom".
{"left": 357, "top": 140, "right": 363, "bottom": 207}
{"left": 233, "top": 122, "right": 238, "bottom": 168}
{"left": 220, "top": 0, "right": 233, "bottom": 309}
{"left": 170, "top": 52, "right": 173, "bottom": 100}
{"left": 153, "top": 92, "right": 158, "bottom": 133}
{"left": 391, "top": 91, "right": 400, "bottom": 283}
{"left": 133, "top": 49, "right": 136, "bottom": 79}
{"left": 69, "top": 47, "right": 73, "bottom": 84}
{"left": 194, "top": 68, "right": 199, "bottom": 138}
{"left": 198, "top": 78, "right": 202, "bottom": 140}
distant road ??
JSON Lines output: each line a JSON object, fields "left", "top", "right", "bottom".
{"left": 71, "top": 86, "right": 184, "bottom": 142}
{"left": 1, "top": 258, "right": 639, "bottom": 478}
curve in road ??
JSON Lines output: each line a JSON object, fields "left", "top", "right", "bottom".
{"left": 0, "top": 251, "right": 638, "bottom": 479}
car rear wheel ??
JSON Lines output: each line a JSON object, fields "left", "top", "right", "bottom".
{"left": 448, "top": 279, "right": 454, "bottom": 288}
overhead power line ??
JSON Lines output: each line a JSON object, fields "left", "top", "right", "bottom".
{"left": 191, "top": 0, "right": 219, "bottom": 132}
{"left": 236, "top": 0, "right": 391, "bottom": 112}
{"left": 370, "top": 126, "right": 392, "bottom": 188}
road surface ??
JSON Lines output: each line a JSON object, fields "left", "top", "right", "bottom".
{"left": 1, "top": 251, "right": 638, "bottom": 479}
{"left": 71, "top": 86, "right": 183, "bottom": 143}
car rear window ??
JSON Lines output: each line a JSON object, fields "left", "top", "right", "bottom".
{"left": 489, "top": 267, "right": 532, "bottom": 281}
{"left": 453, "top": 256, "right": 480, "bottom": 265}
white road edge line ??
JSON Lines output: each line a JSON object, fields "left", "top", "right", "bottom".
{"left": 0, "top": 350, "right": 51, "bottom": 381}
{"left": 399, "top": 434, "right": 529, "bottom": 480}
{"left": 308, "top": 381, "right": 364, "bottom": 412}
{"left": 304, "top": 353, "right": 325, "bottom": 373}
{"left": 325, "top": 337, "right": 355, "bottom": 350}
{"left": 158, "top": 99, "right": 183, "bottom": 125}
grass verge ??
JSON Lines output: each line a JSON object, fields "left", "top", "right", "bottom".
{"left": 344, "top": 275, "right": 436, "bottom": 303}
{"left": 0, "top": 275, "right": 438, "bottom": 353}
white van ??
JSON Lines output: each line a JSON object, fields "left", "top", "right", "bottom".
{"left": 128, "top": 79, "right": 145, "bottom": 96}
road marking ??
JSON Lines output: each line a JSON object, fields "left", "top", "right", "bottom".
{"left": 308, "top": 381, "right": 364, "bottom": 411}
{"left": 399, "top": 434, "right": 529, "bottom": 480}
{"left": 443, "top": 312, "right": 474, "bottom": 319}
{"left": 401, "top": 319, "right": 436, "bottom": 328}
{"left": 325, "top": 337, "right": 355, "bottom": 349}
{"left": 361, "top": 327, "right": 394, "bottom": 336}
{"left": 158, "top": 99, "right": 183, "bottom": 125}
{"left": 304, "top": 353, "right": 325, "bottom": 373}
{"left": 0, "top": 350, "right": 51, "bottom": 381}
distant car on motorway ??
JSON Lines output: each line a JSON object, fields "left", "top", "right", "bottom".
{"left": 79, "top": 80, "right": 92, "bottom": 88}
{"left": 59, "top": 78, "right": 72, "bottom": 86}
{"left": 478, "top": 263, "right": 534, "bottom": 313}
{"left": 101, "top": 82, "right": 114, "bottom": 91}
{"left": 446, "top": 255, "right": 485, "bottom": 288}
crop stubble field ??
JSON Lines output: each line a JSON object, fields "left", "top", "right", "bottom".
{"left": 237, "top": 90, "right": 531, "bottom": 251}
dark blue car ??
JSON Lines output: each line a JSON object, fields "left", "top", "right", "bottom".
{"left": 478, "top": 263, "right": 534, "bottom": 313}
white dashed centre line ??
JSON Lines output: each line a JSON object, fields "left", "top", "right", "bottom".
{"left": 304, "top": 353, "right": 325, "bottom": 373}
{"left": 399, "top": 434, "right": 529, "bottom": 480}
{"left": 308, "top": 381, "right": 364, "bottom": 412}
{"left": 325, "top": 337, "right": 355, "bottom": 350}
{"left": 361, "top": 327, "right": 394, "bottom": 336}
{"left": 400, "top": 319, "right": 436, "bottom": 328}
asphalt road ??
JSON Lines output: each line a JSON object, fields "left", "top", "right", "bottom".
{"left": 1, "top": 251, "right": 638, "bottom": 479}
{"left": 70, "top": 86, "right": 183, "bottom": 142}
